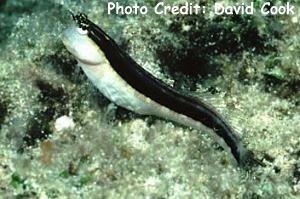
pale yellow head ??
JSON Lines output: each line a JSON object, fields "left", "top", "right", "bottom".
{"left": 61, "top": 25, "right": 103, "bottom": 65}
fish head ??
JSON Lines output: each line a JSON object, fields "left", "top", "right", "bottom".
{"left": 62, "top": 25, "right": 103, "bottom": 65}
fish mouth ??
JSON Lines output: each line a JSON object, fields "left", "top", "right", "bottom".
{"left": 76, "top": 57, "right": 101, "bottom": 66}
{"left": 61, "top": 36, "right": 98, "bottom": 66}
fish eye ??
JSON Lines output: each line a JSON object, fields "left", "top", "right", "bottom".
{"left": 77, "top": 27, "right": 88, "bottom": 35}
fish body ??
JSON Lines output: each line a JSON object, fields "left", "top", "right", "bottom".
{"left": 62, "top": 14, "right": 254, "bottom": 167}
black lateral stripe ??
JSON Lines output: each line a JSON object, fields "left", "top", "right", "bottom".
{"left": 86, "top": 20, "right": 244, "bottom": 164}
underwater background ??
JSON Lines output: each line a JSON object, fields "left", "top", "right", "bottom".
{"left": 0, "top": 0, "right": 299, "bottom": 198}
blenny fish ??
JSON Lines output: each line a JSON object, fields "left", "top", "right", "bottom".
{"left": 62, "top": 13, "right": 256, "bottom": 167}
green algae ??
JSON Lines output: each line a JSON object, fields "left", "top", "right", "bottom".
{"left": 10, "top": 173, "right": 25, "bottom": 189}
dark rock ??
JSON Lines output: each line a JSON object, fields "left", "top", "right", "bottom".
{"left": 157, "top": 14, "right": 280, "bottom": 78}
{"left": 21, "top": 79, "right": 69, "bottom": 148}
{"left": 0, "top": 99, "right": 7, "bottom": 129}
